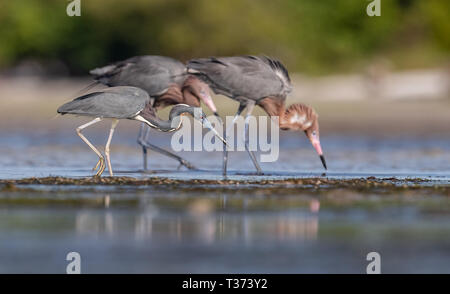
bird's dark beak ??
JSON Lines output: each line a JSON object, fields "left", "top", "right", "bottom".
{"left": 320, "top": 155, "right": 327, "bottom": 170}
{"left": 202, "top": 117, "right": 228, "bottom": 146}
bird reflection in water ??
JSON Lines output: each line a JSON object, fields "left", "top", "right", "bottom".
{"left": 74, "top": 196, "right": 320, "bottom": 243}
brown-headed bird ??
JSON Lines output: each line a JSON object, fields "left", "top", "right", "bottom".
{"left": 187, "top": 55, "right": 326, "bottom": 175}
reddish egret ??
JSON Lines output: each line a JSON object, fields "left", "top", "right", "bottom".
{"left": 57, "top": 86, "right": 226, "bottom": 177}
{"left": 88, "top": 55, "right": 218, "bottom": 170}
{"left": 187, "top": 56, "right": 326, "bottom": 175}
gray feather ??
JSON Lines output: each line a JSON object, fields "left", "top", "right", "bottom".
{"left": 187, "top": 56, "right": 292, "bottom": 100}
{"left": 57, "top": 86, "right": 151, "bottom": 119}
{"left": 89, "top": 55, "right": 187, "bottom": 97}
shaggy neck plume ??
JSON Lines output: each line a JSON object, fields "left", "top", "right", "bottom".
{"left": 258, "top": 96, "right": 291, "bottom": 128}
{"left": 181, "top": 76, "right": 202, "bottom": 108}
{"left": 153, "top": 84, "right": 184, "bottom": 110}
{"left": 258, "top": 97, "right": 317, "bottom": 131}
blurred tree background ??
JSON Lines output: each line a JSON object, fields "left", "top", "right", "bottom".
{"left": 0, "top": 0, "right": 448, "bottom": 75}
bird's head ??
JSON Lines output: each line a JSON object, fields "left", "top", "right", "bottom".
{"left": 281, "top": 103, "right": 327, "bottom": 170}
{"left": 182, "top": 76, "right": 218, "bottom": 116}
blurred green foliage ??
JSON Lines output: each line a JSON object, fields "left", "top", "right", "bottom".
{"left": 0, "top": 0, "right": 448, "bottom": 75}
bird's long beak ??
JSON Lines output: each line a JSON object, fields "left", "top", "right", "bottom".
{"left": 320, "top": 155, "right": 327, "bottom": 170}
{"left": 311, "top": 138, "right": 327, "bottom": 170}
{"left": 200, "top": 91, "right": 218, "bottom": 115}
{"left": 202, "top": 117, "right": 228, "bottom": 146}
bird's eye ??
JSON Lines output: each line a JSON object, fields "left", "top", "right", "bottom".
{"left": 312, "top": 131, "right": 316, "bottom": 136}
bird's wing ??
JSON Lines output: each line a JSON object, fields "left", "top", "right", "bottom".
{"left": 57, "top": 86, "right": 151, "bottom": 119}
{"left": 90, "top": 56, "right": 187, "bottom": 96}
{"left": 187, "top": 56, "right": 292, "bottom": 100}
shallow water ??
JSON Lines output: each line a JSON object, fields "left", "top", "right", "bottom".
{"left": 1, "top": 188, "right": 450, "bottom": 273}
{"left": 0, "top": 129, "right": 449, "bottom": 273}
{"left": 0, "top": 129, "right": 449, "bottom": 179}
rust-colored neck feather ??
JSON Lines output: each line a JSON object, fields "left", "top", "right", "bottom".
{"left": 259, "top": 97, "right": 318, "bottom": 131}
{"left": 180, "top": 76, "right": 202, "bottom": 107}
{"left": 258, "top": 96, "right": 286, "bottom": 119}
{"left": 153, "top": 84, "right": 184, "bottom": 110}
{"left": 280, "top": 103, "right": 318, "bottom": 131}
{"left": 182, "top": 75, "right": 200, "bottom": 89}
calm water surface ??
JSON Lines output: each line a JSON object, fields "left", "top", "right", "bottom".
{"left": 0, "top": 130, "right": 449, "bottom": 273}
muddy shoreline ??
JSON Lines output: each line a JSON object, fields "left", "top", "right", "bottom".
{"left": 1, "top": 176, "right": 448, "bottom": 196}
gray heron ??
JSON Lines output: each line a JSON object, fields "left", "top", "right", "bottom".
{"left": 57, "top": 86, "right": 226, "bottom": 177}
{"left": 88, "top": 55, "right": 219, "bottom": 171}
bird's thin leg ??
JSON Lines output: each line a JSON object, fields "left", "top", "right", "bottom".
{"left": 243, "top": 103, "right": 262, "bottom": 175}
{"left": 137, "top": 126, "right": 197, "bottom": 170}
{"left": 76, "top": 117, "right": 105, "bottom": 177}
{"left": 137, "top": 123, "right": 149, "bottom": 170}
{"left": 92, "top": 158, "right": 102, "bottom": 172}
{"left": 223, "top": 103, "right": 246, "bottom": 176}
{"left": 139, "top": 140, "right": 198, "bottom": 171}
{"left": 105, "top": 119, "right": 119, "bottom": 177}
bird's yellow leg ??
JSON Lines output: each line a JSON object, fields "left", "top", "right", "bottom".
{"left": 93, "top": 157, "right": 105, "bottom": 175}
{"left": 95, "top": 157, "right": 106, "bottom": 177}
{"left": 76, "top": 117, "right": 106, "bottom": 177}
{"left": 92, "top": 158, "right": 102, "bottom": 171}
{"left": 105, "top": 119, "right": 119, "bottom": 177}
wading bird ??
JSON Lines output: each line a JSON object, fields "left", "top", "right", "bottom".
{"left": 187, "top": 55, "right": 327, "bottom": 175}
{"left": 57, "top": 86, "right": 226, "bottom": 177}
{"left": 88, "top": 55, "right": 218, "bottom": 170}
